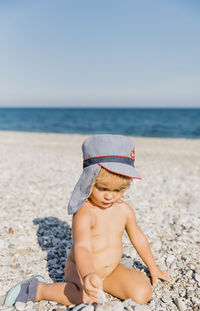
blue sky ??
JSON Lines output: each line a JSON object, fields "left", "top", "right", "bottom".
{"left": 0, "top": 0, "right": 200, "bottom": 107}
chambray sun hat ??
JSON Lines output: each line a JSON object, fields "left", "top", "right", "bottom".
{"left": 68, "top": 134, "right": 140, "bottom": 215}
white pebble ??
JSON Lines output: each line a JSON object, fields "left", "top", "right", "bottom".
{"left": 165, "top": 255, "right": 175, "bottom": 267}
{"left": 174, "top": 298, "right": 186, "bottom": 311}
{"left": 15, "top": 302, "right": 26, "bottom": 311}
{"left": 161, "top": 295, "right": 172, "bottom": 304}
{"left": 194, "top": 273, "right": 200, "bottom": 283}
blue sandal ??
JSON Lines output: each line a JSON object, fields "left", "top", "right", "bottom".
{"left": 4, "top": 275, "right": 45, "bottom": 307}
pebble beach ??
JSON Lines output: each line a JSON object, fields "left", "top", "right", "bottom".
{"left": 0, "top": 131, "right": 200, "bottom": 311}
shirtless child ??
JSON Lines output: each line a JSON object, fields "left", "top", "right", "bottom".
{"left": 4, "top": 135, "right": 171, "bottom": 307}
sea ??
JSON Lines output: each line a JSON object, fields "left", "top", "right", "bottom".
{"left": 0, "top": 108, "right": 199, "bottom": 139}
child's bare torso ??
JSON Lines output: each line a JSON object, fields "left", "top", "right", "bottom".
{"left": 68, "top": 200, "right": 128, "bottom": 279}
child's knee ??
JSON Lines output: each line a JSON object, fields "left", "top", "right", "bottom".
{"left": 135, "top": 286, "right": 152, "bottom": 304}
{"left": 130, "top": 281, "right": 152, "bottom": 305}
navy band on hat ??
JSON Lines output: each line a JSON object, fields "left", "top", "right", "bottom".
{"left": 83, "top": 156, "right": 134, "bottom": 169}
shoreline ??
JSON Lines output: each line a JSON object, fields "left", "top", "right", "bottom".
{"left": 1, "top": 129, "right": 200, "bottom": 141}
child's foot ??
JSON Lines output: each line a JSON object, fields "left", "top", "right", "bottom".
{"left": 4, "top": 275, "right": 45, "bottom": 307}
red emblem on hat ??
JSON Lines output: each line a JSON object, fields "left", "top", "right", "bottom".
{"left": 130, "top": 149, "right": 135, "bottom": 160}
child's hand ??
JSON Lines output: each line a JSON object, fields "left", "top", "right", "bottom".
{"left": 83, "top": 273, "right": 103, "bottom": 300}
{"left": 150, "top": 266, "right": 171, "bottom": 286}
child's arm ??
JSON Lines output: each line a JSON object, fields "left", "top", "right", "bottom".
{"left": 72, "top": 208, "right": 103, "bottom": 298}
{"left": 125, "top": 205, "right": 171, "bottom": 286}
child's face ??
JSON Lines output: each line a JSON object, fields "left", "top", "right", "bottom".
{"left": 88, "top": 174, "right": 126, "bottom": 209}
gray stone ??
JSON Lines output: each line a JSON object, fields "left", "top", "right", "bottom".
{"left": 25, "top": 301, "right": 34, "bottom": 308}
{"left": 152, "top": 240, "right": 162, "bottom": 250}
{"left": 161, "top": 295, "right": 172, "bottom": 304}
{"left": 0, "top": 295, "right": 5, "bottom": 307}
{"left": 191, "top": 296, "right": 200, "bottom": 305}
{"left": 185, "top": 270, "right": 193, "bottom": 277}
{"left": 15, "top": 302, "right": 26, "bottom": 311}
{"left": 165, "top": 255, "right": 175, "bottom": 267}
{"left": 195, "top": 268, "right": 200, "bottom": 274}
{"left": 194, "top": 273, "right": 200, "bottom": 283}
{"left": 174, "top": 298, "right": 186, "bottom": 311}
{"left": 48, "top": 258, "right": 58, "bottom": 266}
{"left": 186, "top": 289, "right": 194, "bottom": 298}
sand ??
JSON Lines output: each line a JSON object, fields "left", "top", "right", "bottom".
{"left": 0, "top": 131, "right": 199, "bottom": 311}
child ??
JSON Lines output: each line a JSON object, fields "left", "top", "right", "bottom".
{"left": 4, "top": 135, "right": 171, "bottom": 307}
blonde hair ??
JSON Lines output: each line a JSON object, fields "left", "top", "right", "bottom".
{"left": 88, "top": 167, "right": 132, "bottom": 198}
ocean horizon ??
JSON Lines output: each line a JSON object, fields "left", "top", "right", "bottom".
{"left": 0, "top": 107, "right": 199, "bottom": 139}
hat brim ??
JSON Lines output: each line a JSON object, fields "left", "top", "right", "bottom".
{"left": 97, "top": 162, "right": 141, "bottom": 179}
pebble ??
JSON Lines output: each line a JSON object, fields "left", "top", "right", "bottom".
{"left": 161, "top": 295, "right": 172, "bottom": 304}
{"left": 165, "top": 255, "right": 175, "bottom": 267}
{"left": 186, "top": 288, "right": 194, "bottom": 298}
{"left": 195, "top": 268, "right": 200, "bottom": 274}
{"left": 194, "top": 273, "right": 200, "bottom": 284}
{"left": 0, "top": 295, "right": 5, "bottom": 307}
{"left": 174, "top": 298, "right": 186, "bottom": 311}
{"left": 15, "top": 302, "right": 26, "bottom": 311}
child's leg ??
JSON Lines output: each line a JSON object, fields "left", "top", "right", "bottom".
{"left": 37, "top": 259, "right": 95, "bottom": 306}
{"left": 103, "top": 263, "right": 152, "bottom": 305}
{"left": 5, "top": 260, "right": 94, "bottom": 307}
{"left": 37, "top": 281, "right": 84, "bottom": 305}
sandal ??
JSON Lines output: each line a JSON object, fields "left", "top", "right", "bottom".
{"left": 4, "top": 275, "right": 45, "bottom": 307}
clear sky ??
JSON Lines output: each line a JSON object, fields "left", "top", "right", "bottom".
{"left": 0, "top": 0, "right": 200, "bottom": 107}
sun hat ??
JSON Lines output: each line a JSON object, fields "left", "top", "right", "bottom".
{"left": 68, "top": 134, "right": 140, "bottom": 215}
